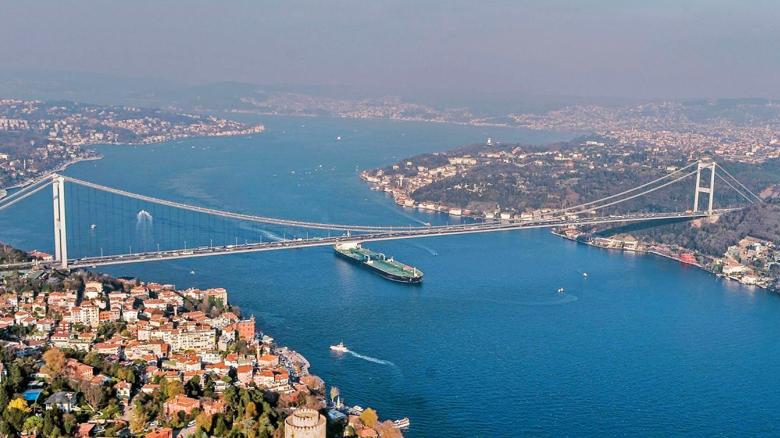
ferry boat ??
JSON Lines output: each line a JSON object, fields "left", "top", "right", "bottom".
{"left": 334, "top": 243, "right": 423, "bottom": 284}
{"left": 330, "top": 342, "right": 348, "bottom": 353}
{"left": 393, "top": 417, "right": 411, "bottom": 429}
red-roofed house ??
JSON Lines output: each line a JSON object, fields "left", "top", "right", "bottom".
{"left": 164, "top": 394, "right": 200, "bottom": 416}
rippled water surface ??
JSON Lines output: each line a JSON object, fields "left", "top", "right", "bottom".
{"left": 2, "top": 117, "right": 779, "bottom": 437}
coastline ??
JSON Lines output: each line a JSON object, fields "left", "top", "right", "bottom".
{"left": 226, "top": 108, "right": 584, "bottom": 135}
{"left": 1, "top": 154, "right": 103, "bottom": 192}
{"left": 1, "top": 128, "right": 267, "bottom": 193}
{"left": 360, "top": 171, "right": 779, "bottom": 294}
{"left": 550, "top": 230, "right": 776, "bottom": 292}
{"left": 0, "top": 252, "right": 402, "bottom": 436}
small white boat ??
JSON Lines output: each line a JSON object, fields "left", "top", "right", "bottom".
{"left": 393, "top": 417, "right": 411, "bottom": 429}
{"left": 336, "top": 136, "right": 342, "bottom": 141}
{"left": 583, "top": 272, "right": 588, "bottom": 278}
{"left": 90, "top": 224, "right": 97, "bottom": 230}
{"left": 557, "top": 287, "right": 565, "bottom": 294}
{"left": 190, "top": 270, "right": 196, "bottom": 275}
{"left": 330, "top": 342, "right": 348, "bottom": 353}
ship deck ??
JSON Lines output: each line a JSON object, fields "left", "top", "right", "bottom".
{"left": 336, "top": 246, "right": 422, "bottom": 280}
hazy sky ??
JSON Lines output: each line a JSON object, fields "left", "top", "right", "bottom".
{"left": 1, "top": 1, "right": 779, "bottom": 99}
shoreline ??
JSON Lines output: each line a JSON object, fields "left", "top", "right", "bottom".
{"left": 226, "top": 108, "right": 583, "bottom": 135}
{"left": 1, "top": 128, "right": 268, "bottom": 193}
{"left": 360, "top": 172, "right": 779, "bottom": 294}
{"left": 550, "top": 230, "right": 776, "bottom": 293}
{"left": 1, "top": 154, "right": 103, "bottom": 192}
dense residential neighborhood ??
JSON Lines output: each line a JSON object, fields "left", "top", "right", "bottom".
{"left": 0, "top": 252, "right": 401, "bottom": 437}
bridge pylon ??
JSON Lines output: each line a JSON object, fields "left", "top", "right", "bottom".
{"left": 693, "top": 159, "right": 716, "bottom": 215}
{"left": 52, "top": 174, "right": 68, "bottom": 269}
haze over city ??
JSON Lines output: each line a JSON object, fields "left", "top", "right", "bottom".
{"left": 1, "top": 1, "right": 779, "bottom": 99}
{"left": 2, "top": 2, "right": 780, "bottom": 437}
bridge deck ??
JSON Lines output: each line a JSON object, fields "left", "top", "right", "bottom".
{"left": 1, "top": 210, "right": 728, "bottom": 270}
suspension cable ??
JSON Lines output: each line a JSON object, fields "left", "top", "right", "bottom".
{"left": 62, "top": 175, "right": 429, "bottom": 232}
{"left": 0, "top": 176, "right": 53, "bottom": 208}
{"left": 715, "top": 164, "right": 763, "bottom": 203}
{"left": 45, "top": 159, "right": 746, "bottom": 235}
{"left": 0, "top": 180, "right": 52, "bottom": 212}
{"left": 547, "top": 161, "right": 698, "bottom": 216}
{"left": 568, "top": 169, "right": 698, "bottom": 214}
{"left": 715, "top": 173, "right": 756, "bottom": 205}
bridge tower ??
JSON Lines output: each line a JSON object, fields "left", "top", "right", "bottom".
{"left": 693, "top": 159, "right": 716, "bottom": 215}
{"left": 52, "top": 174, "right": 68, "bottom": 269}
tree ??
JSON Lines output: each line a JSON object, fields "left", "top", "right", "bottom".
{"left": 42, "top": 347, "right": 66, "bottom": 377}
{"left": 116, "top": 367, "right": 136, "bottom": 385}
{"left": 43, "top": 408, "right": 63, "bottom": 437}
{"left": 7, "top": 397, "right": 29, "bottom": 413}
{"left": 22, "top": 415, "right": 43, "bottom": 434}
{"left": 129, "top": 402, "right": 147, "bottom": 434}
{"left": 0, "top": 420, "right": 11, "bottom": 437}
{"left": 185, "top": 375, "right": 202, "bottom": 398}
{"left": 0, "top": 386, "right": 9, "bottom": 412}
{"left": 81, "top": 382, "right": 109, "bottom": 408}
{"left": 244, "top": 401, "right": 257, "bottom": 420}
{"left": 62, "top": 413, "right": 77, "bottom": 436}
{"left": 195, "top": 412, "right": 212, "bottom": 434}
{"left": 359, "top": 408, "right": 378, "bottom": 428}
{"left": 161, "top": 379, "right": 184, "bottom": 400}
{"left": 329, "top": 386, "right": 340, "bottom": 402}
{"left": 213, "top": 414, "right": 227, "bottom": 436}
{"left": 4, "top": 399, "right": 29, "bottom": 432}
{"left": 8, "top": 362, "right": 25, "bottom": 391}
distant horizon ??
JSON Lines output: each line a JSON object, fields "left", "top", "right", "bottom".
{"left": 2, "top": 1, "right": 779, "bottom": 100}
{"left": 1, "top": 68, "right": 778, "bottom": 109}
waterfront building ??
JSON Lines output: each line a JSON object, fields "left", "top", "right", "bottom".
{"left": 236, "top": 316, "right": 256, "bottom": 340}
{"left": 284, "top": 408, "right": 326, "bottom": 438}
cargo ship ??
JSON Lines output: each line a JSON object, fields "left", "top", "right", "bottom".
{"left": 334, "top": 242, "right": 423, "bottom": 284}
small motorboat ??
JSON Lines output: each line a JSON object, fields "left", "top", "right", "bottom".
{"left": 557, "top": 287, "right": 565, "bottom": 294}
{"left": 330, "top": 342, "right": 348, "bottom": 353}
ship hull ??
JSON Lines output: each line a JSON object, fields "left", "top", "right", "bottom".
{"left": 334, "top": 248, "right": 423, "bottom": 284}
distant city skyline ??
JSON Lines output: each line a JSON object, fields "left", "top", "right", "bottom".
{"left": 1, "top": 1, "right": 779, "bottom": 99}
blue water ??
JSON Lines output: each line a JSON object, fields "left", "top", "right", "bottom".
{"left": 2, "top": 116, "right": 780, "bottom": 436}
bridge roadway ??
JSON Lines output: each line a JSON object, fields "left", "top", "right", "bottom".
{"left": 0, "top": 209, "right": 731, "bottom": 270}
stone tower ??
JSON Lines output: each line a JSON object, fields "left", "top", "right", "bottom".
{"left": 284, "top": 408, "right": 326, "bottom": 438}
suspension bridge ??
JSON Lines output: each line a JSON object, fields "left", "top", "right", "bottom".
{"left": 0, "top": 158, "right": 762, "bottom": 270}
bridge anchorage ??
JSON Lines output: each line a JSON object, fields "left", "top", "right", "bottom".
{"left": 0, "top": 159, "right": 763, "bottom": 270}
